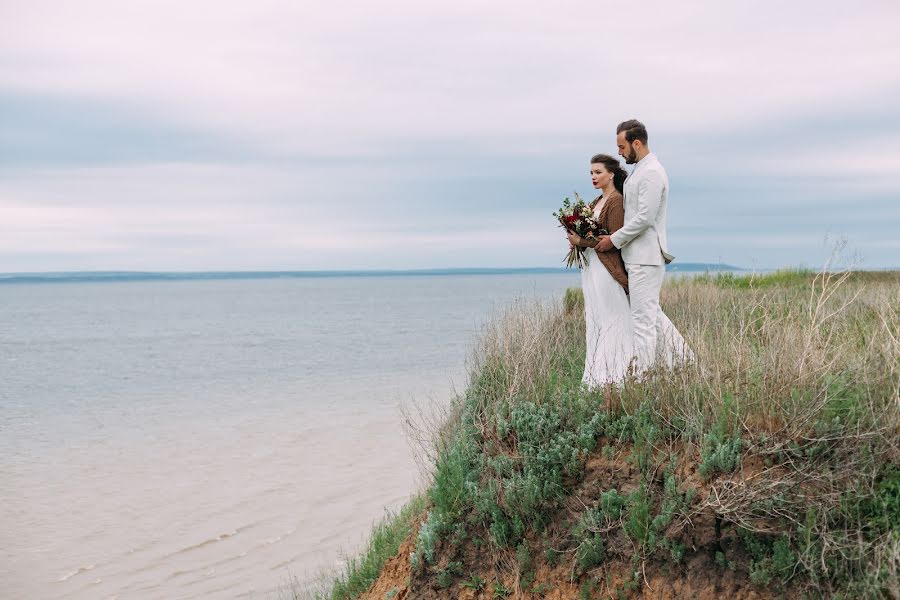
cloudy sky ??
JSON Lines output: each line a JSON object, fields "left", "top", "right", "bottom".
{"left": 1, "top": 0, "right": 898, "bottom": 272}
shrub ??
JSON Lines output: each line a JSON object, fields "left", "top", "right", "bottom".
{"left": 571, "top": 508, "right": 608, "bottom": 572}
{"left": 698, "top": 395, "right": 743, "bottom": 480}
{"left": 625, "top": 484, "right": 652, "bottom": 548}
{"left": 411, "top": 509, "right": 446, "bottom": 567}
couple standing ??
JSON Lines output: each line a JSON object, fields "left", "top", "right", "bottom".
{"left": 566, "top": 119, "right": 692, "bottom": 386}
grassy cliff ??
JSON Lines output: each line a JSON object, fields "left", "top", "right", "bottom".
{"left": 296, "top": 269, "right": 899, "bottom": 600}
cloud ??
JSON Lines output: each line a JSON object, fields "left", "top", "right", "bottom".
{"left": 0, "top": 0, "right": 898, "bottom": 270}
{"left": 0, "top": 92, "right": 255, "bottom": 166}
{"left": 3, "top": 1, "right": 899, "bottom": 150}
{"left": 749, "top": 135, "right": 900, "bottom": 189}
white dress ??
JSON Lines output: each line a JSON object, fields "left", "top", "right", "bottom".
{"left": 580, "top": 199, "right": 634, "bottom": 386}
{"left": 580, "top": 199, "right": 692, "bottom": 387}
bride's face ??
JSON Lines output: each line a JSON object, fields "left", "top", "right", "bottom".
{"left": 591, "top": 163, "right": 611, "bottom": 189}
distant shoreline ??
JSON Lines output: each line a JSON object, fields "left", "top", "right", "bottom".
{"left": 0, "top": 264, "right": 749, "bottom": 284}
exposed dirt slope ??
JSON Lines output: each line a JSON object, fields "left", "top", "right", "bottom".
{"left": 359, "top": 439, "right": 796, "bottom": 599}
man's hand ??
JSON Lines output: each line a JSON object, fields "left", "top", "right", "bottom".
{"left": 595, "top": 235, "right": 615, "bottom": 252}
{"left": 566, "top": 230, "right": 581, "bottom": 248}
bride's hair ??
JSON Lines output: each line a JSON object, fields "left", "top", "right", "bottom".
{"left": 590, "top": 153, "right": 628, "bottom": 194}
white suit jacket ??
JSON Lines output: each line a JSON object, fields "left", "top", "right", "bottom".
{"left": 610, "top": 152, "right": 673, "bottom": 266}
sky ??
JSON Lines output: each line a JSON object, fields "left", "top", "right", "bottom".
{"left": 1, "top": 0, "right": 899, "bottom": 272}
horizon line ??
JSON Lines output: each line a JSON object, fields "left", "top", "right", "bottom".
{"left": 0, "top": 263, "right": 755, "bottom": 283}
{"left": 3, "top": 264, "right": 896, "bottom": 284}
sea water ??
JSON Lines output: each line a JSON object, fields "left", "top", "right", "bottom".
{"left": 0, "top": 272, "right": 579, "bottom": 599}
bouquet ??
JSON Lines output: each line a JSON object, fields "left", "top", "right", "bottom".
{"left": 552, "top": 192, "right": 608, "bottom": 269}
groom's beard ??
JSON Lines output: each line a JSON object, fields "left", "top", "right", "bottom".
{"left": 625, "top": 146, "right": 637, "bottom": 164}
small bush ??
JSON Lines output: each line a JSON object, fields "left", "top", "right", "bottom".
{"left": 601, "top": 488, "right": 626, "bottom": 520}
{"left": 492, "top": 581, "right": 512, "bottom": 598}
{"left": 461, "top": 575, "right": 484, "bottom": 590}
{"left": 412, "top": 509, "right": 446, "bottom": 567}
{"left": 625, "top": 484, "right": 652, "bottom": 548}
{"left": 698, "top": 395, "right": 743, "bottom": 480}
{"left": 570, "top": 508, "right": 607, "bottom": 572}
{"left": 740, "top": 530, "right": 797, "bottom": 587}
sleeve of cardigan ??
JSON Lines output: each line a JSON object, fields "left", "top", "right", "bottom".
{"left": 607, "top": 195, "right": 625, "bottom": 233}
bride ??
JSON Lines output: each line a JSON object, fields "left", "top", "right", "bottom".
{"left": 566, "top": 154, "right": 691, "bottom": 387}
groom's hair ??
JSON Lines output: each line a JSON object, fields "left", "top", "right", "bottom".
{"left": 616, "top": 119, "right": 648, "bottom": 145}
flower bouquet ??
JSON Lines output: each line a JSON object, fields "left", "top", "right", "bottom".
{"left": 553, "top": 193, "right": 608, "bottom": 269}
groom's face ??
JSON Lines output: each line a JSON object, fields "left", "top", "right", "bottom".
{"left": 616, "top": 132, "right": 638, "bottom": 165}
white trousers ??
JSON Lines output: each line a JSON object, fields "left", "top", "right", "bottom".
{"left": 625, "top": 263, "right": 666, "bottom": 373}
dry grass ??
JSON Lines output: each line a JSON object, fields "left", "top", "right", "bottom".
{"left": 448, "top": 266, "right": 899, "bottom": 597}
{"left": 295, "top": 265, "right": 899, "bottom": 599}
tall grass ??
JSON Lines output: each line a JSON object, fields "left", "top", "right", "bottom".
{"left": 412, "top": 268, "right": 899, "bottom": 597}
{"left": 295, "top": 267, "right": 899, "bottom": 599}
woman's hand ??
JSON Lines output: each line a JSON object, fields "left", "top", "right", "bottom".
{"left": 566, "top": 230, "right": 581, "bottom": 248}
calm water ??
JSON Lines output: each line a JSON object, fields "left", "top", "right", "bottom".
{"left": 0, "top": 273, "right": 579, "bottom": 599}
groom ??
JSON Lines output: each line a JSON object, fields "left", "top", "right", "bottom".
{"left": 595, "top": 119, "right": 674, "bottom": 373}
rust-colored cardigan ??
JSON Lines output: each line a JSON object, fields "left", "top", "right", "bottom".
{"left": 588, "top": 191, "right": 629, "bottom": 294}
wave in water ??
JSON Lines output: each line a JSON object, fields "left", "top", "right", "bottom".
{"left": 57, "top": 563, "right": 96, "bottom": 582}
{"left": 164, "top": 524, "right": 257, "bottom": 559}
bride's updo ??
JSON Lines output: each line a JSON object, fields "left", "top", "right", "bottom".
{"left": 590, "top": 153, "right": 628, "bottom": 194}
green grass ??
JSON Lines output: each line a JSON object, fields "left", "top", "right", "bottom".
{"left": 291, "top": 268, "right": 900, "bottom": 599}
{"left": 692, "top": 267, "right": 816, "bottom": 289}
{"left": 418, "top": 268, "right": 898, "bottom": 597}
{"left": 304, "top": 494, "right": 426, "bottom": 600}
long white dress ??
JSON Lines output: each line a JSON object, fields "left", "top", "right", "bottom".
{"left": 580, "top": 199, "right": 634, "bottom": 387}
{"left": 581, "top": 200, "right": 692, "bottom": 387}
